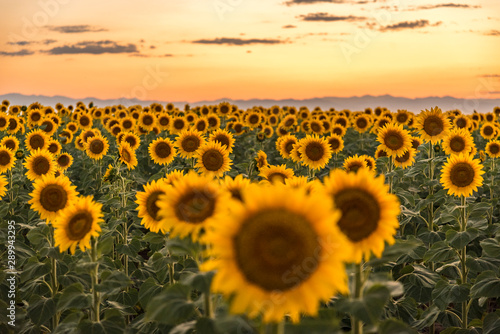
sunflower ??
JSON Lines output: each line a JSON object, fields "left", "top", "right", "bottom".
{"left": 325, "top": 134, "right": 344, "bottom": 154}
{"left": 39, "top": 118, "right": 57, "bottom": 136}
{"left": 361, "top": 154, "right": 376, "bottom": 171}
{"left": 148, "top": 137, "right": 176, "bottom": 165}
{"left": 377, "top": 123, "right": 412, "bottom": 157}
{"left": 56, "top": 152, "right": 73, "bottom": 171}
{"left": 7, "top": 116, "right": 22, "bottom": 135}
{"left": 416, "top": 107, "right": 451, "bottom": 144}
{"left": 85, "top": 135, "right": 109, "bottom": 160}
{"left": 0, "top": 136, "right": 19, "bottom": 151}
{"left": 0, "top": 146, "right": 15, "bottom": 174}
{"left": 411, "top": 136, "right": 422, "bottom": 150}
{"left": 195, "top": 141, "right": 232, "bottom": 178}
{"left": 209, "top": 129, "right": 235, "bottom": 153}
{"left": 120, "top": 117, "right": 136, "bottom": 132}
{"left": 156, "top": 171, "right": 231, "bottom": 241}
{"left": 259, "top": 164, "right": 294, "bottom": 184}
{"left": 207, "top": 113, "right": 221, "bottom": 130}
{"left": 77, "top": 113, "right": 93, "bottom": 129}
{"left": 352, "top": 114, "right": 372, "bottom": 133}
{"left": 118, "top": 142, "right": 138, "bottom": 170}
{"left": 331, "top": 124, "right": 346, "bottom": 137}
{"left": 0, "top": 174, "right": 7, "bottom": 199}
{"left": 486, "top": 140, "right": 500, "bottom": 158}
{"left": 323, "top": 168, "right": 400, "bottom": 263}
{"left": 122, "top": 132, "right": 141, "bottom": 150}
{"left": 442, "top": 128, "right": 474, "bottom": 156}
{"left": 394, "top": 110, "right": 411, "bottom": 126}
{"left": 343, "top": 155, "right": 368, "bottom": 173}
{"left": 25, "top": 129, "right": 49, "bottom": 152}
{"left": 202, "top": 184, "right": 349, "bottom": 323}
{"left": 281, "top": 115, "right": 297, "bottom": 129}
{"left": 244, "top": 111, "right": 262, "bottom": 128}
{"left": 165, "top": 170, "right": 186, "bottom": 185}
{"left": 232, "top": 121, "right": 246, "bottom": 135}
{"left": 27, "top": 109, "right": 43, "bottom": 127}
{"left": 53, "top": 196, "right": 103, "bottom": 254}
{"left": 139, "top": 112, "right": 156, "bottom": 131}
{"left": 157, "top": 113, "right": 172, "bottom": 131}
{"left": 480, "top": 122, "right": 498, "bottom": 140}
{"left": 277, "top": 134, "right": 298, "bottom": 160}
{"left": 308, "top": 119, "right": 324, "bottom": 135}
{"left": 220, "top": 174, "right": 251, "bottom": 202}
{"left": 135, "top": 179, "right": 170, "bottom": 234}
{"left": 0, "top": 114, "right": 8, "bottom": 131}
{"left": 255, "top": 150, "right": 268, "bottom": 170}
{"left": 453, "top": 115, "right": 471, "bottom": 130}
{"left": 175, "top": 129, "right": 206, "bottom": 159}
{"left": 393, "top": 148, "right": 416, "bottom": 169}
{"left": 440, "top": 153, "right": 484, "bottom": 197}
{"left": 24, "top": 149, "right": 56, "bottom": 181}
{"left": 193, "top": 117, "right": 209, "bottom": 133}
{"left": 28, "top": 174, "right": 79, "bottom": 222}
{"left": 47, "top": 140, "right": 62, "bottom": 156}
{"left": 298, "top": 135, "right": 332, "bottom": 170}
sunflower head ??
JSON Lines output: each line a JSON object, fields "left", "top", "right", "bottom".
{"left": 298, "top": 135, "right": 332, "bottom": 170}
{"left": 0, "top": 146, "right": 16, "bottom": 174}
{"left": 149, "top": 137, "right": 177, "bottom": 165}
{"left": 24, "top": 149, "right": 56, "bottom": 181}
{"left": 135, "top": 179, "right": 170, "bottom": 233}
{"left": 259, "top": 164, "right": 294, "bottom": 184}
{"left": 195, "top": 141, "right": 232, "bottom": 178}
{"left": 176, "top": 130, "right": 205, "bottom": 159}
{"left": 440, "top": 153, "right": 485, "bottom": 197}
{"left": 417, "top": 107, "right": 451, "bottom": 144}
{"left": 486, "top": 140, "right": 500, "bottom": 158}
{"left": 377, "top": 123, "right": 412, "bottom": 157}
{"left": 343, "top": 154, "right": 368, "bottom": 173}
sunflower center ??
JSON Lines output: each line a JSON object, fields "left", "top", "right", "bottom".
{"left": 305, "top": 142, "right": 324, "bottom": 161}
{"left": 384, "top": 131, "right": 404, "bottom": 150}
{"left": 334, "top": 188, "right": 380, "bottom": 242}
{"left": 450, "top": 162, "right": 475, "bottom": 187}
{"left": 33, "top": 156, "right": 50, "bottom": 175}
{"left": 423, "top": 116, "right": 444, "bottom": 136}
{"left": 249, "top": 115, "right": 259, "bottom": 124}
{"left": 9, "top": 119, "right": 18, "bottom": 130}
{"left": 58, "top": 155, "right": 70, "bottom": 167}
{"left": 48, "top": 143, "right": 58, "bottom": 154}
{"left": 285, "top": 141, "right": 295, "bottom": 155}
{"left": 220, "top": 105, "right": 230, "bottom": 114}
{"left": 229, "top": 188, "right": 243, "bottom": 201}
{"left": 182, "top": 136, "right": 201, "bottom": 152}
{"left": 42, "top": 121, "right": 53, "bottom": 133}
{"left": 213, "top": 135, "right": 229, "bottom": 148}
{"left": 450, "top": 136, "right": 465, "bottom": 152}
{"left": 155, "top": 142, "right": 172, "bottom": 158}
{"left": 234, "top": 124, "right": 243, "bottom": 133}
{"left": 347, "top": 162, "right": 364, "bottom": 172}
{"left": 357, "top": 118, "right": 368, "bottom": 128}
{"left": 146, "top": 191, "right": 163, "bottom": 220}
{"left": 40, "top": 184, "right": 68, "bottom": 212}
{"left": 121, "top": 149, "right": 132, "bottom": 163}
{"left": 284, "top": 118, "right": 294, "bottom": 127}
{"left": 456, "top": 118, "right": 466, "bottom": 128}
{"left": 143, "top": 115, "right": 153, "bottom": 125}
{"left": 234, "top": 209, "right": 319, "bottom": 291}
{"left": 30, "top": 135, "right": 45, "bottom": 150}
{"left": 484, "top": 126, "right": 493, "bottom": 136}
{"left": 0, "top": 118, "right": 6, "bottom": 127}
{"left": 174, "top": 190, "right": 216, "bottom": 223}
{"left": 329, "top": 138, "right": 340, "bottom": 150}
{"left": 32, "top": 113, "right": 41, "bottom": 122}
{"left": 0, "top": 151, "right": 11, "bottom": 166}
{"left": 4, "top": 140, "right": 16, "bottom": 150}
{"left": 90, "top": 140, "right": 104, "bottom": 154}
{"left": 311, "top": 123, "right": 321, "bottom": 132}
{"left": 202, "top": 149, "right": 224, "bottom": 171}
{"left": 395, "top": 150, "right": 410, "bottom": 163}
{"left": 123, "top": 120, "right": 132, "bottom": 129}
{"left": 268, "top": 172, "right": 287, "bottom": 184}
{"left": 196, "top": 121, "right": 206, "bottom": 131}
{"left": 159, "top": 116, "right": 169, "bottom": 126}
{"left": 66, "top": 212, "right": 93, "bottom": 240}
{"left": 333, "top": 127, "right": 343, "bottom": 136}
{"left": 490, "top": 144, "right": 500, "bottom": 154}
{"left": 396, "top": 113, "right": 408, "bottom": 123}
{"left": 173, "top": 119, "right": 185, "bottom": 129}
{"left": 80, "top": 116, "right": 90, "bottom": 126}
{"left": 125, "top": 137, "right": 137, "bottom": 148}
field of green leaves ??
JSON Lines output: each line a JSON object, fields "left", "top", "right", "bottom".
{"left": 1, "top": 100, "right": 500, "bottom": 334}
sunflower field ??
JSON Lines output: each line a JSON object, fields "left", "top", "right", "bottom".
{"left": 1, "top": 100, "right": 500, "bottom": 334}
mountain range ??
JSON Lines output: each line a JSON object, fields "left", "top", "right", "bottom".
{"left": 1, "top": 93, "right": 499, "bottom": 114}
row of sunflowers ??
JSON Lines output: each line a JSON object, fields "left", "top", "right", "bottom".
{"left": 1, "top": 100, "right": 500, "bottom": 334}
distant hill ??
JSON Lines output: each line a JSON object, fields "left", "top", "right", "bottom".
{"left": 1, "top": 93, "right": 499, "bottom": 114}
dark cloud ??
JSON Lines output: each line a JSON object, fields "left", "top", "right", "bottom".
{"left": 484, "top": 30, "right": 500, "bottom": 36}
{"left": 298, "top": 13, "right": 366, "bottom": 21}
{"left": 284, "top": 0, "right": 367, "bottom": 5}
{"left": 45, "top": 40, "right": 138, "bottom": 55}
{"left": 282, "top": 25, "right": 297, "bottom": 29}
{"left": 192, "top": 38, "right": 284, "bottom": 45}
{"left": 380, "top": 20, "right": 441, "bottom": 31}
{"left": 411, "top": 3, "right": 481, "bottom": 10}
{"left": 46, "top": 25, "right": 108, "bottom": 34}
{"left": 0, "top": 49, "right": 35, "bottom": 56}
{"left": 8, "top": 39, "right": 57, "bottom": 46}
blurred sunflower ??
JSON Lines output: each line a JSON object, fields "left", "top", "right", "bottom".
{"left": 27, "top": 109, "right": 43, "bottom": 127}
{"left": 122, "top": 132, "right": 141, "bottom": 150}
{"left": 139, "top": 112, "right": 156, "bottom": 131}
{"left": 0, "top": 136, "right": 19, "bottom": 151}
{"left": 453, "top": 115, "right": 471, "bottom": 130}
{"left": 209, "top": 129, "right": 235, "bottom": 153}
{"left": 277, "top": 134, "right": 298, "bottom": 160}
{"left": 118, "top": 142, "right": 138, "bottom": 170}
{"left": 39, "top": 118, "right": 57, "bottom": 136}
{"left": 202, "top": 184, "right": 349, "bottom": 323}
{"left": 440, "top": 153, "right": 484, "bottom": 197}
{"left": 343, "top": 155, "right": 368, "bottom": 173}
{"left": 244, "top": 111, "right": 262, "bottom": 128}
{"left": 25, "top": 129, "right": 49, "bottom": 152}
{"left": 331, "top": 124, "right": 346, "bottom": 137}
{"left": 0, "top": 174, "right": 7, "bottom": 199}
{"left": 326, "top": 134, "right": 344, "bottom": 154}
{"left": 29, "top": 174, "right": 79, "bottom": 222}
{"left": 361, "top": 154, "right": 376, "bottom": 171}
{"left": 394, "top": 110, "right": 411, "bottom": 126}
{"left": 442, "top": 128, "right": 474, "bottom": 156}
{"left": 417, "top": 107, "right": 451, "bottom": 144}
{"left": 0, "top": 146, "right": 15, "bottom": 174}
{"left": 220, "top": 174, "right": 251, "bottom": 202}
{"left": 85, "top": 135, "right": 109, "bottom": 160}
{"left": 255, "top": 150, "right": 268, "bottom": 170}
{"left": 394, "top": 148, "right": 416, "bottom": 169}
{"left": 195, "top": 141, "right": 232, "bottom": 178}
{"left": 323, "top": 168, "right": 400, "bottom": 262}
{"left": 165, "top": 170, "right": 186, "bottom": 185}
{"left": 486, "top": 140, "right": 500, "bottom": 158}
{"left": 480, "top": 122, "right": 498, "bottom": 140}
{"left": 207, "top": 113, "right": 221, "bottom": 130}
{"left": 7, "top": 116, "right": 23, "bottom": 135}
{"left": 24, "top": 149, "right": 56, "bottom": 181}
{"left": 176, "top": 129, "right": 206, "bottom": 159}
{"left": 47, "top": 139, "right": 62, "bottom": 156}
{"left": 135, "top": 179, "right": 170, "bottom": 234}
{"left": 193, "top": 117, "right": 209, "bottom": 133}
{"left": 377, "top": 123, "right": 412, "bottom": 157}
{"left": 157, "top": 113, "right": 172, "bottom": 131}
{"left": 148, "top": 137, "right": 176, "bottom": 165}
{"left": 56, "top": 152, "right": 73, "bottom": 171}
{"left": 170, "top": 116, "right": 187, "bottom": 134}
{"left": 157, "top": 171, "right": 230, "bottom": 241}
{"left": 53, "top": 196, "right": 103, "bottom": 254}
{"left": 281, "top": 114, "right": 296, "bottom": 129}
{"left": 121, "top": 117, "right": 136, "bottom": 132}
{"left": 259, "top": 164, "right": 294, "bottom": 184}
{"left": 352, "top": 114, "right": 372, "bottom": 133}
{"left": 77, "top": 113, "right": 93, "bottom": 129}
{"left": 411, "top": 136, "right": 422, "bottom": 150}
{"left": 298, "top": 135, "right": 332, "bottom": 170}
{"left": 309, "top": 119, "right": 324, "bottom": 135}
{"left": 0, "top": 114, "right": 8, "bottom": 131}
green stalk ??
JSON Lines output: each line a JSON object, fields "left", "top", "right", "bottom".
{"left": 90, "top": 237, "right": 101, "bottom": 322}
{"left": 204, "top": 290, "right": 213, "bottom": 318}
{"left": 489, "top": 158, "right": 495, "bottom": 226}
{"left": 460, "top": 195, "right": 468, "bottom": 329}
{"left": 352, "top": 262, "right": 364, "bottom": 334}
{"left": 388, "top": 157, "right": 394, "bottom": 194}
{"left": 428, "top": 142, "right": 435, "bottom": 334}
{"left": 49, "top": 227, "right": 60, "bottom": 330}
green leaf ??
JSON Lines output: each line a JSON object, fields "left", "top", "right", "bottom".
{"left": 138, "top": 277, "right": 163, "bottom": 308}
{"left": 180, "top": 271, "right": 214, "bottom": 294}
{"left": 368, "top": 238, "right": 423, "bottom": 267}
{"left": 27, "top": 297, "right": 56, "bottom": 326}
{"left": 481, "top": 238, "right": 500, "bottom": 258}
{"left": 470, "top": 271, "right": 500, "bottom": 299}
{"left": 431, "top": 280, "right": 470, "bottom": 310}
{"left": 423, "top": 241, "right": 455, "bottom": 263}
{"left": 57, "top": 283, "right": 91, "bottom": 312}
{"left": 78, "top": 319, "right": 125, "bottom": 334}
{"left": 337, "top": 284, "right": 391, "bottom": 325}
{"left": 145, "top": 283, "right": 197, "bottom": 325}
{"left": 466, "top": 256, "right": 500, "bottom": 274}
{"left": 483, "top": 310, "right": 500, "bottom": 334}
{"left": 446, "top": 228, "right": 481, "bottom": 249}
{"left": 412, "top": 304, "right": 440, "bottom": 330}
{"left": 379, "top": 318, "right": 418, "bottom": 334}
{"left": 97, "top": 270, "right": 132, "bottom": 294}
{"left": 195, "top": 317, "right": 217, "bottom": 334}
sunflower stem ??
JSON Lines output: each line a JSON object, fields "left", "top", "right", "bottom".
{"left": 388, "top": 157, "right": 394, "bottom": 194}
{"left": 460, "top": 195, "right": 468, "bottom": 329}
{"left": 90, "top": 237, "right": 101, "bottom": 322}
{"left": 49, "top": 227, "right": 60, "bottom": 330}
{"left": 204, "top": 290, "right": 213, "bottom": 318}
{"left": 489, "top": 158, "right": 495, "bottom": 226}
{"left": 352, "top": 261, "right": 364, "bottom": 334}
{"left": 427, "top": 141, "right": 436, "bottom": 334}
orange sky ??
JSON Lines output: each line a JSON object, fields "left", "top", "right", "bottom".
{"left": 0, "top": 0, "right": 499, "bottom": 102}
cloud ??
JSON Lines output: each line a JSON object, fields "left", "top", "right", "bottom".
{"left": 484, "top": 30, "right": 500, "bottom": 36}
{"left": 479, "top": 74, "right": 500, "bottom": 78}
{"left": 410, "top": 3, "right": 481, "bottom": 10}
{"left": 0, "top": 49, "right": 35, "bottom": 56}
{"left": 7, "top": 39, "right": 57, "bottom": 46}
{"left": 46, "top": 25, "right": 108, "bottom": 34}
{"left": 44, "top": 40, "right": 138, "bottom": 55}
{"left": 380, "top": 20, "right": 441, "bottom": 31}
{"left": 284, "top": 0, "right": 367, "bottom": 5}
{"left": 298, "top": 13, "right": 366, "bottom": 22}
{"left": 192, "top": 38, "right": 285, "bottom": 45}
{"left": 282, "top": 24, "right": 297, "bottom": 29}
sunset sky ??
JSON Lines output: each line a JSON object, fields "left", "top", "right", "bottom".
{"left": 0, "top": 0, "right": 499, "bottom": 103}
